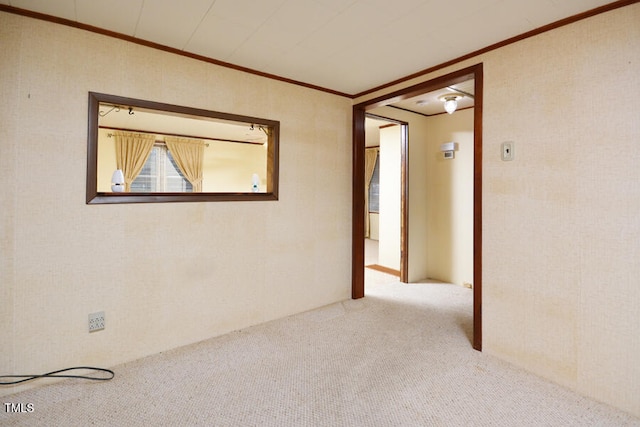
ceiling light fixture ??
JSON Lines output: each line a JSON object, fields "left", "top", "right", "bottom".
{"left": 438, "top": 93, "right": 464, "bottom": 114}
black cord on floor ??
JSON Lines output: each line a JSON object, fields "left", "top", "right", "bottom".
{"left": 0, "top": 367, "right": 115, "bottom": 385}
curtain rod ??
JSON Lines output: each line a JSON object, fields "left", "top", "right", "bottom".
{"left": 106, "top": 132, "right": 209, "bottom": 148}
{"left": 99, "top": 126, "right": 266, "bottom": 146}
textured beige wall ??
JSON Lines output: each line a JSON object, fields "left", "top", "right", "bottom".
{"left": 0, "top": 12, "right": 352, "bottom": 396}
{"left": 378, "top": 125, "right": 401, "bottom": 271}
{"left": 481, "top": 7, "right": 640, "bottom": 416}
{"left": 425, "top": 109, "right": 474, "bottom": 287}
{"left": 369, "top": 213, "right": 379, "bottom": 241}
{"left": 201, "top": 141, "right": 267, "bottom": 193}
{"left": 96, "top": 129, "right": 117, "bottom": 191}
{"left": 358, "top": 3, "right": 640, "bottom": 417}
{"left": 2, "top": 3, "right": 639, "bottom": 417}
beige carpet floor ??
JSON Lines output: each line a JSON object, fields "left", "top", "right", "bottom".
{"left": 2, "top": 268, "right": 639, "bottom": 426}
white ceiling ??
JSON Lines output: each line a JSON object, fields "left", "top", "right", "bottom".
{"left": 2, "top": 0, "right": 617, "bottom": 95}
{"left": 391, "top": 79, "right": 475, "bottom": 116}
{"left": 365, "top": 79, "right": 474, "bottom": 145}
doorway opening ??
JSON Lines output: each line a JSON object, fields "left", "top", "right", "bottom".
{"left": 364, "top": 114, "right": 409, "bottom": 282}
{"left": 352, "top": 63, "right": 483, "bottom": 351}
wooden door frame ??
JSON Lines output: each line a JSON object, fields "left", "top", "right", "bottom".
{"left": 352, "top": 63, "right": 483, "bottom": 351}
{"left": 365, "top": 114, "right": 409, "bottom": 282}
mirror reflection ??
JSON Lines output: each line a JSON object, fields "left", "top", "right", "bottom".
{"left": 87, "top": 92, "right": 279, "bottom": 204}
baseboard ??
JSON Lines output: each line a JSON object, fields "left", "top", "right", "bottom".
{"left": 365, "top": 264, "right": 400, "bottom": 276}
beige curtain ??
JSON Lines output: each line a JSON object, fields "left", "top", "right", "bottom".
{"left": 114, "top": 131, "right": 156, "bottom": 191}
{"left": 165, "top": 136, "right": 205, "bottom": 192}
{"left": 364, "top": 147, "right": 379, "bottom": 238}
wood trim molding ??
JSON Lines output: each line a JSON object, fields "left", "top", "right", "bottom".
{"left": 0, "top": 4, "right": 351, "bottom": 99}
{"left": 352, "top": 107, "right": 366, "bottom": 299}
{"left": 358, "top": 65, "right": 481, "bottom": 111}
{"left": 86, "top": 92, "right": 280, "bottom": 204}
{"left": 98, "top": 126, "right": 265, "bottom": 146}
{"left": 366, "top": 264, "right": 400, "bottom": 277}
{"left": 400, "top": 123, "right": 409, "bottom": 283}
{"left": 472, "top": 66, "right": 484, "bottom": 351}
{"left": 353, "top": 63, "right": 483, "bottom": 351}
{"left": 2, "top": 1, "right": 635, "bottom": 100}
{"left": 389, "top": 104, "right": 475, "bottom": 118}
{"left": 353, "top": 0, "right": 638, "bottom": 99}
{"left": 379, "top": 123, "right": 399, "bottom": 129}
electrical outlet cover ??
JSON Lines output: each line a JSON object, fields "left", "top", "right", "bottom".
{"left": 89, "top": 311, "right": 105, "bottom": 332}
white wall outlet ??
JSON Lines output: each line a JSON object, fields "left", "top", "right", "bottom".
{"left": 88, "top": 311, "right": 105, "bottom": 332}
{"left": 501, "top": 141, "right": 514, "bottom": 161}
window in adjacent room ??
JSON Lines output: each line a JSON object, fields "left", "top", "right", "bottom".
{"left": 131, "top": 145, "right": 193, "bottom": 192}
{"left": 368, "top": 152, "right": 380, "bottom": 213}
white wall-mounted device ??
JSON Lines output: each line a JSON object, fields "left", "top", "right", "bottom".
{"left": 111, "top": 169, "right": 125, "bottom": 192}
{"left": 251, "top": 173, "right": 260, "bottom": 192}
{"left": 440, "top": 142, "right": 458, "bottom": 159}
{"left": 440, "top": 142, "right": 459, "bottom": 152}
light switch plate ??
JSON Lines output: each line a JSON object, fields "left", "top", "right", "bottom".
{"left": 501, "top": 141, "right": 514, "bottom": 161}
